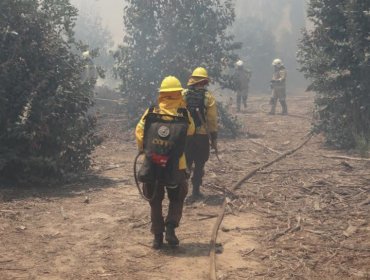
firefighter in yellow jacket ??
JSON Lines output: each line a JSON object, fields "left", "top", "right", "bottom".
{"left": 183, "top": 67, "right": 218, "bottom": 200}
{"left": 135, "top": 76, "right": 195, "bottom": 249}
{"left": 269, "top": 58, "right": 288, "bottom": 115}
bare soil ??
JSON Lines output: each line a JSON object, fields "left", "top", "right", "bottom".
{"left": 1, "top": 94, "right": 369, "bottom": 280}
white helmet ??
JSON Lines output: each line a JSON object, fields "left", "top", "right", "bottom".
{"left": 82, "top": 51, "right": 90, "bottom": 59}
{"left": 236, "top": 60, "right": 244, "bottom": 67}
{"left": 272, "top": 58, "right": 283, "bottom": 67}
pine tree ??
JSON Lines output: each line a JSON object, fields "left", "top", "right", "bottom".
{"left": 298, "top": 0, "right": 370, "bottom": 149}
{"left": 114, "top": 0, "right": 239, "bottom": 120}
{"left": 0, "top": 0, "right": 100, "bottom": 182}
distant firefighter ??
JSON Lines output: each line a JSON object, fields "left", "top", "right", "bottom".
{"left": 232, "top": 60, "right": 252, "bottom": 112}
{"left": 183, "top": 67, "right": 218, "bottom": 201}
{"left": 81, "top": 51, "right": 98, "bottom": 83}
{"left": 269, "top": 58, "right": 288, "bottom": 115}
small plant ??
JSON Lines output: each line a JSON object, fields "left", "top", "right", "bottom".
{"left": 217, "top": 102, "right": 242, "bottom": 138}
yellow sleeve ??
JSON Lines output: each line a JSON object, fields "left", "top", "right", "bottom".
{"left": 186, "top": 109, "right": 195, "bottom": 136}
{"left": 279, "top": 69, "right": 287, "bottom": 81}
{"left": 135, "top": 109, "right": 149, "bottom": 151}
{"left": 205, "top": 92, "right": 218, "bottom": 133}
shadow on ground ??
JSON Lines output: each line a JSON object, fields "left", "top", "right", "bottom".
{"left": 0, "top": 174, "right": 128, "bottom": 202}
{"left": 159, "top": 242, "right": 211, "bottom": 257}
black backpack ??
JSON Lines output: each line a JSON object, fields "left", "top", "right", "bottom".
{"left": 138, "top": 106, "right": 189, "bottom": 186}
{"left": 184, "top": 88, "right": 206, "bottom": 128}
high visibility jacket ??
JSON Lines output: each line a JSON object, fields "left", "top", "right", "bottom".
{"left": 135, "top": 92, "right": 195, "bottom": 170}
{"left": 272, "top": 66, "right": 287, "bottom": 89}
{"left": 182, "top": 89, "right": 218, "bottom": 135}
{"left": 232, "top": 68, "right": 251, "bottom": 93}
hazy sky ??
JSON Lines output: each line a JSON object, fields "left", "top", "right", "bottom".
{"left": 70, "top": 0, "right": 305, "bottom": 46}
{"left": 70, "top": 0, "right": 124, "bottom": 44}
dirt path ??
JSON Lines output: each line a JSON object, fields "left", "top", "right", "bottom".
{"left": 1, "top": 94, "right": 369, "bottom": 280}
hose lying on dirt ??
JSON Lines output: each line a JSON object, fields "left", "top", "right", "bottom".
{"left": 209, "top": 132, "right": 315, "bottom": 280}
{"left": 133, "top": 152, "right": 157, "bottom": 202}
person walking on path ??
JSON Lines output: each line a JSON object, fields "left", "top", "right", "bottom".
{"left": 135, "top": 76, "right": 195, "bottom": 249}
{"left": 183, "top": 67, "right": 218, "bottom": 201}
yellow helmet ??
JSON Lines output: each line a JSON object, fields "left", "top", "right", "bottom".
{"left": 191, "top": 67, "right": 208, "bottom": 78}
{"left": 159, "top": 76, "right": 183, "bottom": 92}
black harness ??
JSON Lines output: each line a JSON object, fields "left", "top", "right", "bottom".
{"left": 185, "top": 88, "right": 206, "bottom": 128}
{"left": 137, "top": 106, "right": 189, "bottom": 187}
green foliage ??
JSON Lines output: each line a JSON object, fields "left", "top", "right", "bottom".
{"left": 298, "top": 0, "right": 370, "bottom": 149}
{"left": 0, "top": 0, "right": 100, "bottom": 182}
{"left": 114, "top": 0, "right": 240, "bottom": 120}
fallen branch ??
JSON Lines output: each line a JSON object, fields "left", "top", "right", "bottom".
{"left": 241, "top": 248, "right": 255, "bottom": 257}
{"left": 258, "top": 167, "right": 324, "bottom": 174}
{"left": 269, "top": 226, "right": 292, "bottom": 241}
{"left": 0, "top": 210, "right": 18, "bottom": 214}
{"left": 248, "top": 139, "right": 283, "bottom": 155}
{"left": 209, "top": 133, "right": 314, "bottom": 280}
{"left": 360, "top": 197, "right": 370, "bottom": 206}
{"left": 321, "top": 155, "right": 370, "bottom": 162}
{"left": 197, "top": 213, "right": 218, "bottom": 221}
{"left": 305, "top": 229, "right": 326, "bottom": 235}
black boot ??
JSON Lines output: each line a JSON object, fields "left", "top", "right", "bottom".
{"left": 152, "top": 233, "right": 163, "bottom": 249}
{"left": 165, "top": 223, "right": 179, "bottom": 246}
{"left": 192, "top": 183, "right": 204, "bottom": 199}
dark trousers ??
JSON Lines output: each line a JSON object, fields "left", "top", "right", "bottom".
{"left": 236, "top": 92, "right": 248, "bottom": 111}
{"left": 185, "top": 134, "right": 210, "bottom": 195}
{"left": 270, "top": 88, "right": 287, "bottom": 114}
{"left": 143, "top": 171, "right": 188, "bottom": 234}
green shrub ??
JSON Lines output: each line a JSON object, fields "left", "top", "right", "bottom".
{"left": 0, "top": 0, "right": 100, "bottom": 182}
{"left": 298, "top": 0, "right": 370, "bottom": 149}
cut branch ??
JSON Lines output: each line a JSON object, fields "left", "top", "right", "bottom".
{"left": 248, "top": 139, "right": 283, "bottom": 155}
{"left": 321, "top": 155, "right": 370, "bottom": 162}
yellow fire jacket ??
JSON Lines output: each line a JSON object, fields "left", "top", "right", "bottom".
{"left": 135, "top": 92, "right": 195, "bottom": 170}
{"left": 182, "top": 89, "right": 218, "bottom": 135}
{"left": 272, "top": 67, "right": 287, "bottom": 89}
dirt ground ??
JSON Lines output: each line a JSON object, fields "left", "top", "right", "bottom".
{"left": 1, "top": 94, "right": 369, "bottom": 280}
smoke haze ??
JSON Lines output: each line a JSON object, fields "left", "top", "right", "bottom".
{"left": 71, "top": 0, "right": 307, "bottom": 91}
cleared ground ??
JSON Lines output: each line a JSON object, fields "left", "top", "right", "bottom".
{"left": 0, "top": 94, "right": 369, "bottom": 279}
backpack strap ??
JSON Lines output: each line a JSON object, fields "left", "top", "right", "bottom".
{"left": 177, "top": 107, "right": 190, "bottom": 124}
{"left": 148, "top": 106, "right": 156, "bottom": 113}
